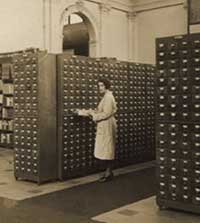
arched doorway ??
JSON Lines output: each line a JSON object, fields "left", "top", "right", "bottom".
{"left": 60, "top": 3, "right": 99, "bottom": 57}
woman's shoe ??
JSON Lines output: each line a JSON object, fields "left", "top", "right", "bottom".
{"left": 98, "top": 174, "right": 106, "bottom": 182}
{"left": 100, "top": 172, "right": 114, "bottom": 182}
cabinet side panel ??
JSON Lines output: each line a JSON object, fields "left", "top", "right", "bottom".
{"left": 57, "top": 54, "right": 64, "bottom": 180}
{"left": 38, "top": 53, "right": 57, "bottom": 181}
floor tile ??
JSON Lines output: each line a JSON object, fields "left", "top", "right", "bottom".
{"left": 92, "top": 196, "right": 200, "bottom": 223}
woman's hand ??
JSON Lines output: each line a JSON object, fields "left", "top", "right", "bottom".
{"left": 74, "top": 109, "right": 89, "bottom": 117}
{"left": 87, "top": 109, "right": 95, "bottom": 116}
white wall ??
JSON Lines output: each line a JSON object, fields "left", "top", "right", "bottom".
{"left": 0, "top": 0, "right": 131, "bottom": 60}
{"left": 0, "top": 0, "right": 193, "bottom": 65}
{"left": 108, "top": 9, "right": 129, "bottom": 60}
{"left": 136, "top": 3, "right": 187, "bottom": 64}
{"left": 0, "top": 0, "right": 44, "bottom": 53}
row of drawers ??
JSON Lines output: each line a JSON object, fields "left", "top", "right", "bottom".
{"left": 157, "top": 111, "right": 200, "bottom": 121}
{"left": 156, "top": 37, "right": 200, "bottom": 51}
{"left": 157, "top": 48, "right": 200, "bottom": 59}
{"left": 157, "top": 58, "right": 200, "bottom": 69}
{"left": 157, "top": 86, "right": 200, "bottom": 95}
{"left": 156, "top": 76, "right": 200, "bottom": 86}
{"left": 61, "top": 70, "right": 154, "bottom": 79}
{"left": 157, "top": 67, "right": 200, "bottom": 78}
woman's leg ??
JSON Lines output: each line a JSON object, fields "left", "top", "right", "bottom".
{"left": 98, "top": 160, "right": 114, "bottom": 182}
{"left": 105, "top": 160, "right": 113, "bottom": 176}
{"left": 98, "top": 159, "right": 107, "bottom": 179}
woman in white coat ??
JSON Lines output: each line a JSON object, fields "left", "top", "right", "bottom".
{"left": 88, "top": 78, "right": 117, "bottom": 182}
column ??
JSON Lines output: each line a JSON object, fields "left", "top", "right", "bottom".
{"left": 127, "top": 11, "right": 138, "bottom": 62}
{"left": 89, "top": 40, "right": 98, "bottom": 57}
{"left": 99, "top": 2, "right": 111, "bottom": 57}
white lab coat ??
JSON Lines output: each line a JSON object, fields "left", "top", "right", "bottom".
{"left": 92, "top": 90, "right": 117, "bottom": 160}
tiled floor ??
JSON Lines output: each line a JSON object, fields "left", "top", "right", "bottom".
{"left": 0, "top": 148, "right": 155, "bottom": 201}
{"left": 92, "top": 196, "right": 200, "bottom": 223}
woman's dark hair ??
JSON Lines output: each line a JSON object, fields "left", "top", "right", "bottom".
{"left": 98, "top": 77, "right": 111, "bottom": 89}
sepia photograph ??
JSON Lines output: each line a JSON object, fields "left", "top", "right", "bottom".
{"left": 0, "top": 0, "right": 199, "bottom": 222}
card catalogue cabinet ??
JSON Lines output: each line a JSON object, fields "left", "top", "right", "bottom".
{"left": 57, "top": 54, "right": 156, "bottom": 180}
{"left": 13, "top": 52, "right": 57, "bottom": 184}
{"left": 156, "top": 33, "right": 200, "bottom": 213}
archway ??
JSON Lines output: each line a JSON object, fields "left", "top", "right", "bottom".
{"left": 60, "top": 3, "right": 99, "bottom": 57}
